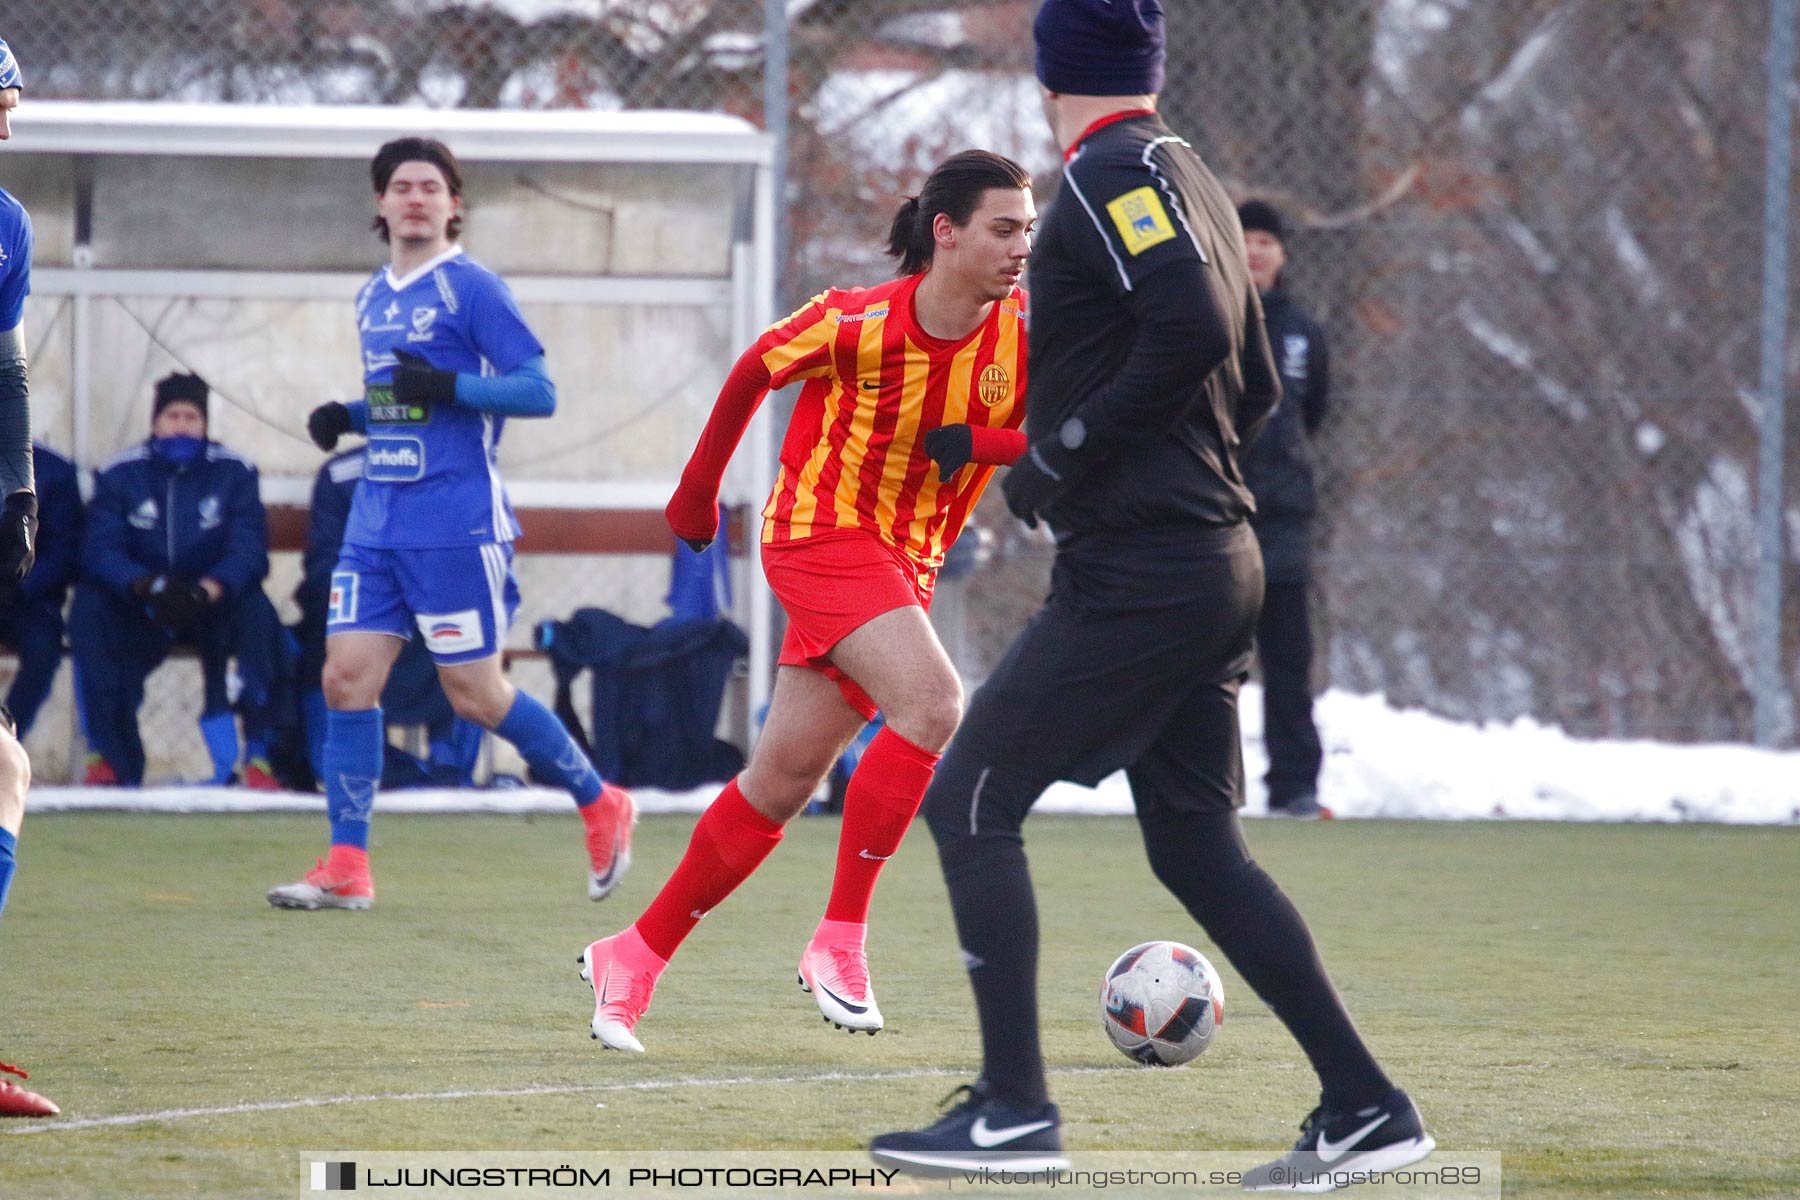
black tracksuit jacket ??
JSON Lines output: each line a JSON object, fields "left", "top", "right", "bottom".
{"left": 1025, "top": 112, "right": 1281, "bottom": 547}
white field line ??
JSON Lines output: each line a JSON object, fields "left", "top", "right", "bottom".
{"left": 3, "top": 1065, "right": 1114, "bottom": 1136}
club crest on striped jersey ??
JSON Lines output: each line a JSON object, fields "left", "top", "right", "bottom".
{"left": 977, "top": 363, "right": 1011, "bottom": 407}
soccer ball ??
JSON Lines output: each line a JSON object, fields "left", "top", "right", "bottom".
{"left": 1099, "top": 940, "right": 1225, "bottom": 1067}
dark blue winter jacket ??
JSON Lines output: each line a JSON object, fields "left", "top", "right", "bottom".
{"left": 81, "top": 440, "right": 268, "bottom": 599}
{"left": 21, "top": 443, "right": 83, "bottom": 606}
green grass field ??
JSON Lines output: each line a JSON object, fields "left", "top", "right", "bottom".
{"left": 0, "top": 813, "right": 1795, "bottom": 1198}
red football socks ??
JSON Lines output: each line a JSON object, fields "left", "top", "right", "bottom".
{"left": 633, "top": 778, "right": 785, "bottom": 962}
{"left": 824, "top": 726, "right": 940, "bottom": 924}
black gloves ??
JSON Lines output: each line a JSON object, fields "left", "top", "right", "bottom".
{"left": 392, "top": 350, "right": 457, "bottom": 408}
{"left": 0, "top": 490, "right": 36, "bottom": 586}
{"left": 308, "top": 402, "right": 353, "bottom": 451}
{"left": 923, "top": 424, "right": 974, "bottom": 483}
{"left": 1002, "top": 418, "right": 1090, "bottom": 529}
{"left": 132, "top": 573, "right": 212, "bottom": 631}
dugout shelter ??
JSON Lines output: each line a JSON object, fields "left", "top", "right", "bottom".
{"left": 6, "top": 102, "right": 776, "bottom": 781}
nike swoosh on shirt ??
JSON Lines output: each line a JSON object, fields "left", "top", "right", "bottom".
{"left": 1315, "top": 1112, "right": 1392, "bottom": 1163}
{"left": 858, "top": 849, "right": 893, "bottom": 861}
{"left": 969, "top": 1117, "right": 1054, "bottom": 1148}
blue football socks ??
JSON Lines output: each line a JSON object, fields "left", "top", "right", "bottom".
{"left": 494, "top": 691, "right": 604, "bottom": 806}
{"left": 323, "top": 707, "right": 384, "bottom": 848}
{"left": 199, "top": 711, "right": 239, "bottom": 784}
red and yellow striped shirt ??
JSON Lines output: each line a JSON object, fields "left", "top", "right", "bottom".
{"left": 750, "top": 274, "right": 1027, "bottom": 570}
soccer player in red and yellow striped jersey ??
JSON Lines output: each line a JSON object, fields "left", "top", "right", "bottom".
{"left": 579, "top": 151, "right": 1035, "bottom": 1052}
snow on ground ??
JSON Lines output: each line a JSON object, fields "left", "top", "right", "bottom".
{"left": 33, "top": 687, "right": 1800, "bottom": 824}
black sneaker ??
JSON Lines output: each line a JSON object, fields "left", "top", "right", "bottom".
{"left": 869, "top": 1082, "right": 1069, "bottom": 1178}
{"left": 1243, "top": 1088, "right": 1434, "bottom": 1192}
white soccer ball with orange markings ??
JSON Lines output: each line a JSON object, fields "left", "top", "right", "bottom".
{"left": 1099, "top": 940, "right": 1225, "bottom": 1067}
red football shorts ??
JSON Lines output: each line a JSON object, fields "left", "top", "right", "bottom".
{"left": 762, "top": 528, "right": 937, "bottom": 720}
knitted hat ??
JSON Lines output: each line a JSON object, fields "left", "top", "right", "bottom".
{"left": 1033, "top": 0, "right": 1166, "bottom": 98}
{"left": 152, "top": 372, "right": 209, "bottom": 424}
{"left": 1237, "top": 199, "right": 1289, "bottom": 243}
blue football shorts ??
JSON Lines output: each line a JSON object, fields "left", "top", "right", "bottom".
{"left": 327, "top": 542, "right": 520, "bottom": 665}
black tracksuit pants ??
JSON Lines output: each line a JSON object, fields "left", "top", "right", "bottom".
{"left": 1257, "top": 579, "right": 1324, "bottom": 804}
{"left": 921, "top": 523, "right": 1390, "bottom": 1113}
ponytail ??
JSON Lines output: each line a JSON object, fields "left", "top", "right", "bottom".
{"left": 885, "top": 196, "right": 931, "bottom": 277}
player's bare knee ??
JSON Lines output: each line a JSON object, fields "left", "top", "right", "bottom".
{"left": 445, "top": 687, "right": 508, "bottom": 730}
{"left": 736, "top": 768, "right": 815, "bottom": 824}
{"left": 890, "top": 687, "right": 963, "bottom": 753}
{"left": 432, "top": 667, "right": 503, "bottom": 728}
{"left": 741, "top": 752, "right": 831, "bottom": 819}
{"left": 321, "top": 659, "right": 378, "bottom": 710}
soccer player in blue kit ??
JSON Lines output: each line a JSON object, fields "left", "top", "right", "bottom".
{"left": 268, "top": 137, "right": 634, "bottom": 911}
{"left": 0, "top": 34, "right": 60, "bottom": 1119}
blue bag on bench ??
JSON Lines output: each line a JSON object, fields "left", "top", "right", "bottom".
{"left": 540, "top": 608, "right": 747, "bottom": 790}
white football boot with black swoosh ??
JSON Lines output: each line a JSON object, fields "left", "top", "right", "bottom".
{"left": 870, "top": 1082, "right": 1068, "bottom": 1177}
{"left": 1242, "top": 1088, "right": 1434, "bottom": 1192}
{"left": 578, "top": 928, "right": 665, "bottom": 1053}
{"left": 797, "top": 918, "right": 883, "bottom": 1033}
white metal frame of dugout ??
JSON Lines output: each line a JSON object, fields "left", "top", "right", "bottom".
{"left": 12, "top": 101, "right": 779, "bottom": 728}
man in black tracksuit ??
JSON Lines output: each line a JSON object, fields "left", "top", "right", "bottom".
{"left": 1239, "top": 199, "right": 1331, "bottom": 817}
{"left": 870, "top": 1, "right": 1432, "bottom": 1187}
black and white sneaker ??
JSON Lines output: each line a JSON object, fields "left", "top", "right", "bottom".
{"left": 1243, "top": 1088, "right": 1434, "bottom": 1192}
{"left": 870, "top": 1083, "right": 1070, "bottom": 1177}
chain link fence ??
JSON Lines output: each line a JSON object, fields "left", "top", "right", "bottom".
{"left": 5, "top": 0, "right": 1797, "bottom": 766}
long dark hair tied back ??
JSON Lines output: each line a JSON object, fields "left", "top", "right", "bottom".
{"left": 885, "top": 149, "right": 1031, "bottom": 276}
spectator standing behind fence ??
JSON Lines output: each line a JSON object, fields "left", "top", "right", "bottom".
{"left": 0, "top": 444, "right": 79, "bottom": 736}
{"left": 1238, "top": 200, "right": 1330, "bottom": 819}
{"left": 69, "top": 372, "right": 285, "bottom": 788}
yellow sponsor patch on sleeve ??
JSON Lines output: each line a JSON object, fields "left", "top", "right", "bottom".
{"left": 1106, "top": 186, "right": 1178, "bottom": 256}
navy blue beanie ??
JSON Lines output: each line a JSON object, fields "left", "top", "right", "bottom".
{"left": 1237, "top": 200, "right": 1289, "bottom": 243}
{"left": 1034, "top": 0, "right": 1166, "bottom": 97}
{"left": 152, "top": 372, "right": 209, "bottom": 424}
